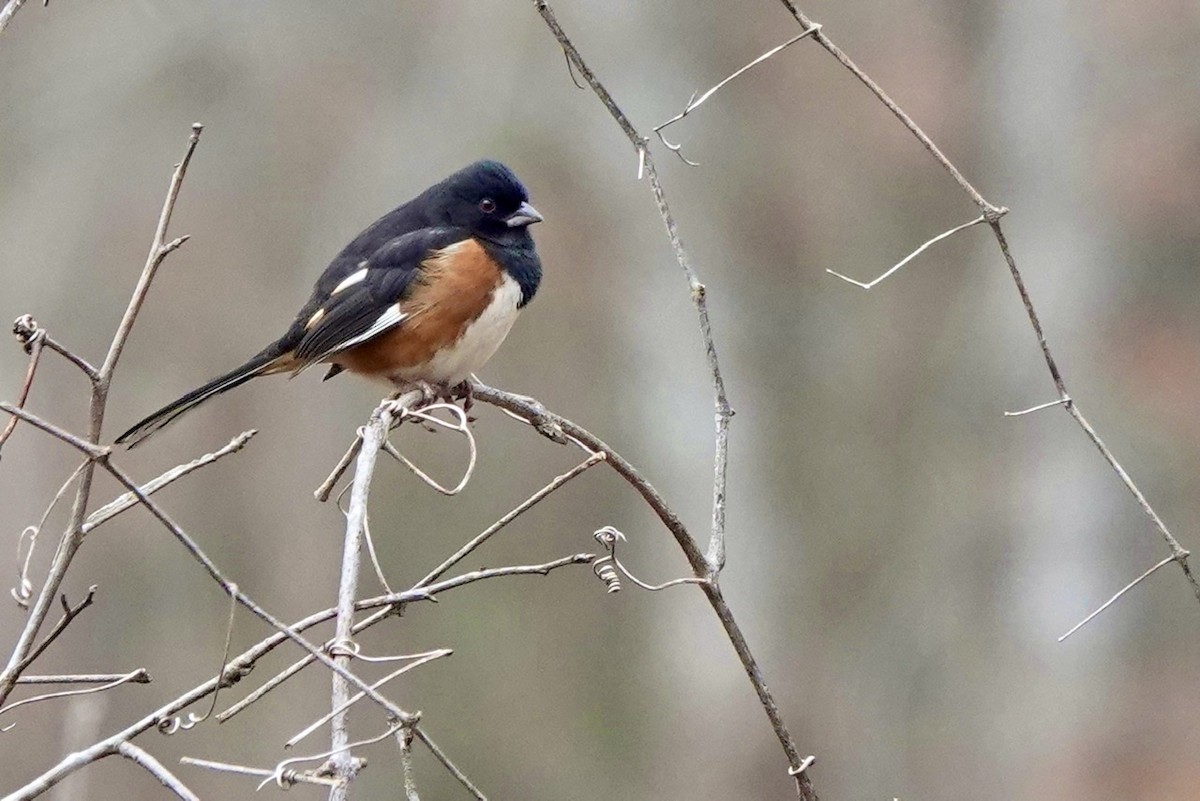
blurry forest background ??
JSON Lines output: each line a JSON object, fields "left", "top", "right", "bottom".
{"left": 3, "top": 1, "right": 1200, "bottom": 799}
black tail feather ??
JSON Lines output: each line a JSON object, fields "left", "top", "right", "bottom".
{"left": 115, "top": 349, "right": 285, "bottom": 448}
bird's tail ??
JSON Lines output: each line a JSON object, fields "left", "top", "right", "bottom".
{"left": 115, "top": 347, "right": 292, "bottom": 448}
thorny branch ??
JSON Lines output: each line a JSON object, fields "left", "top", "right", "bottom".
{"left": 773, "top": 1, "right": 1200, "bottom": 616}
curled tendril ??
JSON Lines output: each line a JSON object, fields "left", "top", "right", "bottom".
{"left": 591, "top": 526, "right": 708, "bottom": 594}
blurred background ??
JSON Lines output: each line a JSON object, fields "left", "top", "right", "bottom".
{"left": 2, "top": 1, "right": 1199, "bottom": 799}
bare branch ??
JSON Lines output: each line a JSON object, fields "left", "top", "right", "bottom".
{"left": 8, "top": 552, "right": 589, "bottom": 798}
{"left": 531, "top": 0, "right": 734, "bottom": 577}
{"left": 397, "top": 727, "right": 421, "bottom": 801}
{"left": 117, "top": 743, "right": 198, "bottom": 801}
{"left": 989, "top": 221, "right": 1200, "bottom": 604}
{"left": 81, "top": 430, "right": 256, "bottom": 535}
{"left": 826, "top": 215, "right": 987, "bottom": 290}
{"left": 473, "top": 381, "right": 810, "bottom": 792}
{"left": 328, "top": 393, "right": 420, "bottom": 801}
{"left": 96, "top": 458, "right": 419, "bottom": 727}
{"left": 780, "top": 0, "right": 1200, "bottom": 624}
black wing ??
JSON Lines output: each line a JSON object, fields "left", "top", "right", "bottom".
{"left": 290, "top": 227, "right": 467, "bottom": 368}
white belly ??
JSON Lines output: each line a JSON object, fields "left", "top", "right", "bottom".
{"left": 394, "top": 273, "right": 523, "bottom": 386}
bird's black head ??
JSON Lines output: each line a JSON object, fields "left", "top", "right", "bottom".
{"left": 429, "top": 160, "right": 543, "bottom": 244}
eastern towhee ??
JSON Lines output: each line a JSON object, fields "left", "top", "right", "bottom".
{"left": 116, "top": 160, "right": 543, "bottom": 447}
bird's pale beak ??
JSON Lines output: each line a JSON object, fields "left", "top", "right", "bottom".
{"left": 505, "top": 201, "right": 544, "bottom": 228}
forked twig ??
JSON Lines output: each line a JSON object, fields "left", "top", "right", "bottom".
{"left": 653, "top": 24, "right": 821, "bottom": 163}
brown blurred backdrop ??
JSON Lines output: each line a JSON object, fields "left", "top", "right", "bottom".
{"left": 2, "top": 1, "right": 1200, "bottom": 799}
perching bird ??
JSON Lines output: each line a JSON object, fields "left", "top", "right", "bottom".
{"left": 116, "top": 160, "right": 543, "bottom": 448}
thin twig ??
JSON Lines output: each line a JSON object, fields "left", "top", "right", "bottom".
{"left": 826, "top": 215, "right": 986, "bottom": 290}
{"left": 316, "top": 434, "right": 364, "bottom": 502}
{"left": 1004, "top": 397, "right": 1071, "bottom": 417}
{"left": 0, "top": 404, "right": 107, "bottom": 458}
{"left": 412, "top": 727, "right": 486, "bottom": 801}
{"left": 16, "top": 672, "right": 152, "bottom": 685}
{"left": 653, "top": 24, "right": 821, "bottom": 161}
{"left": 100, "top": 123, "right": 202, "bottom": 383}
{"left": 0, "top": 669, "right": 149, "bottom": 719}
{"left": 258, "top": 724, "right": 402, "bottom": 793}
{"left": 179, "top": 757, "right": 343, "bottom": 789}
{"left": 1058, "top": 555, "right": 1180, "bottom": 642}
{"left": 81, "top": 430, "right": 256, "bottom": 535}
{"left": 117, "top": 743, "right": 199, "bottom": 801}
{"left": 12, "top": 586, "right": 97, "bottom": 676}
{"left": 990, "top": 221, "right": 1200, "bottom": 603}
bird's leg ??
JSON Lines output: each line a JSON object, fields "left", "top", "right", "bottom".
{"left": 451, "top": 380, "right": 476, "bottom": 422}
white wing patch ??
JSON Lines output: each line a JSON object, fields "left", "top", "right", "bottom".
{"left": 331, "top": 266, "right": 369, "bottom": 295}
{"left": 333, "top": 303, "right": 407, "bottom": 353}
{"left": 298, "top": 303, "right": 409, "bottom": 372}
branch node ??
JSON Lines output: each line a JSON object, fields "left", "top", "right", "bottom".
{"left": 788, "top": 755, "right": 816, "bottom": 776}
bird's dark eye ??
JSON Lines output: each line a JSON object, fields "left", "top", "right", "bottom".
{"left": 479, "top": 198, "right": 496, "bottom": 213}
